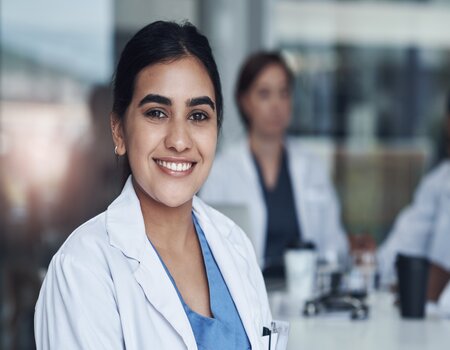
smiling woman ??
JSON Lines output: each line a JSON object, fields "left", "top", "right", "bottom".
{"left": 34, "top": 21, "right": 274, "bottom": 350}
{"left": 113, "top": 57, "right": 218, "bottom": 209}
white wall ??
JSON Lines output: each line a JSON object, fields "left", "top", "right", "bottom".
{"left": 199, "top": 0, "right": 275, "bottom": 148}
{"left": 275, "top": 1, "right": 450, "bottom": 49}
{"left": 115, "top": 0, "right": 198, "bottom": 30}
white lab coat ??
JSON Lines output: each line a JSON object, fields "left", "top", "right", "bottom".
{"left": 200, "top": 138, "right": 348, "bottom": 267}
{"left": 378, "top": 160, "right": 450, "bottom": 306}
{"left": 34, "top": 177, "right": 272, "bottom": 350}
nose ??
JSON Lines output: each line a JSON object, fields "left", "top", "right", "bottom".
{"left": 273, "top": 93, "right": 291, "bottom": 113}
{"left": 270, "top": 95, "right": 285, "bottom": 115}
{"left": 164, "top": 118, "right": 193, "bottom": 153}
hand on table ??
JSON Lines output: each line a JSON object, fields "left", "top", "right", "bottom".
{"left": 348, "top": 233, "right": 377, "bottom": 265}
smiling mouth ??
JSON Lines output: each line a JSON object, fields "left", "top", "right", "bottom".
{"left": 155, "top": 159, "right": 195, "bottom": 172}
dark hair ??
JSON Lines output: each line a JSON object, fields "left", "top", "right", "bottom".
{"left": 447, "top": 93, "right": 450, "bottom": 115}
{"left": 235, "top": 51, "right": 294, "bottom": 129}
{"left": 112, "top": 21, "right": 223, "bottom": 181}
{"left": 433, "top": 93, "right": 450, "bottom": 165}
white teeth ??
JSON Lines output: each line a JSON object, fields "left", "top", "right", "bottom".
{"left": 156, "top": 160, "right": 193, "bottom": 172}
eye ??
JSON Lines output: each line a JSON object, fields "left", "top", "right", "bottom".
{"left": 280, "top": 88, "right": 291, "bottom": 99}
{"left": 189, "top": 112, "right": 209, "bottom": 122}
{"left": 257, "top": 89, "right": 270, "bottom": 99}
{"left": 145, "top": 109, "right": 167, "bottom": 119}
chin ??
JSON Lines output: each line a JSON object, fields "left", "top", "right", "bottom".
{"left": 155, "top": 193, "right": 194, "bottom": 209}
{"left": 263, "top": 130, "right": 284, "bottom": 139}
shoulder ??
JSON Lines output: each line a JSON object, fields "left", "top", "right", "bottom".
{"left": 286, "top": 137, "right": 329, "bottom": 165}
{"left": 36, "top": 211, "right": 120, "bottom": 319}
{"left": 431, "top": 160, "right": 450, "bottom": 197}
{"left": 35, "top": 213, "right": 124, "bottom": 349}
{"left": 286, "top": 137, "right": 333, "bottom": 182}
{"left": 49, "top": 212, "right": 113, "bottom": 277}
{"left": 428, "top": 160, "right": 450, "bottom": 183}
{"left": 417, "top": 160, "right": 450, "bottom": 196}
{"left": 60, "top": 212, "right": 108, "bottom": 255}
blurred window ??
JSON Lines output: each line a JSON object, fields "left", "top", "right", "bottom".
{"left": 274, "top": 0, "right": 450, "bottom": 239}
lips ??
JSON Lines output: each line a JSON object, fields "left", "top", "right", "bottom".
{"left": 154, "top": 159, "right": 196, "bottom": 174}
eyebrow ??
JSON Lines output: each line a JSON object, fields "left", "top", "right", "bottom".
{"left": 138, "top": 94, "right": 215, "bottom": 111}
{"left": 187, "top": 96, "right": 215, "bottom": 111}
{"left": 138, "top": 94, "right": 171, "bottom": 107}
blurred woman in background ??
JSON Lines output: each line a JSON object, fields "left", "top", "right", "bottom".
{"left": 34, "top": 21, "right": 272, "bottom": 349}
{"left": 201, "top": 52, "right": 348, "bottom": 277}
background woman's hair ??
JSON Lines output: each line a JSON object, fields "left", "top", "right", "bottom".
{"left": 235, "top": 51, "right": 294, "bottom": 130}
{"left": 111, "top": 20, "right": 223, "bottom": 182}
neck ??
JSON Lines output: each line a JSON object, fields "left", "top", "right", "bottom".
{"left": 249, "top": 130, "right": 284, "bottom": 160}
{"left": 132, "top": 178, "right": 194, "bottom": 253}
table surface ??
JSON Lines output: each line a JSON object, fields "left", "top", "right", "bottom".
{"left": 269, "top": 291, "right": 450, "bottom": 350}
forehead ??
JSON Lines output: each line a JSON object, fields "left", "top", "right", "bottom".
{"left": 133, "top": 57, "right": 215, "bottom": 101}
{"left": 254, "top": 64, "right": 289, "bottom": 87}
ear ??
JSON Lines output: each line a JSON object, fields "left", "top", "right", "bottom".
{"left": 110, "top": 113, "right": 126, "bottom": 156}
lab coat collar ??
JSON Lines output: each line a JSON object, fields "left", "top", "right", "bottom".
{"left": 106, "top": 176, "right": 197, "bottom": 350}
{"left": 106, "top": 177, "right": 146, "bottom": 260}
{"left": 285, "top": 139, "right": 310, "bottom": 240}
{"left": 106, "top": 177, "right": 261, "bottom": 349}
{"left": 238, "top": 139, "right": 267, "bottom": 266}
{"left": 192, "top": 197, "right": 260, "bottom": 349}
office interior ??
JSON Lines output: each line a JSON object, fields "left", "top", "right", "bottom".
{"left": 1, "top": 0, "right": 450, "bottom": 348}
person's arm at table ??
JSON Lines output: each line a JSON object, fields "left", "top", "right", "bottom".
{"left": 427, "top": 262, "right": 450, "bottom": 301}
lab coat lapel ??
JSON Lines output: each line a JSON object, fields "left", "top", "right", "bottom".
{"left": 134, "top": 250, "right": 197, "bottom": 350}
{"left": 106, "top": 177, "right": 197, "bottom": 350}
{"left": 193, "top": 198, "right": 260, "bottom": 349}
{"left": 286, "top": 141, "right": 311, "bottom": 241}
{"left": 239, "top": 140, "right": 267, "bottom": 265}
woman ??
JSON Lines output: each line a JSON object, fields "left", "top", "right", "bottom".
{"left": 34, "top": 21, "right": 272, "bottom": 349}
{"left": 201, "top": 52, "right": 348, "bottom": 276}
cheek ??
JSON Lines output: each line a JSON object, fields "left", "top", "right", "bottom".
{"left": 246, "top": 98, "right": 266, "bottom": 121}
{"left": 256, "top": 103, "right": 272, "bottom": 123}
{"left": 126, "top": 125, "right": 160, "bottom": 156}
{"left": 206, "top": 133, "right": 218, "bottom": 158}
{"left": 197, "top": 129, "right": 217, "bottom": 160}
{"left": 281, "top": 99, "right": 292, "bottom": 116}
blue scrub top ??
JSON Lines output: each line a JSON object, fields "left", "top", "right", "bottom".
{"left": 153, "top": 214, "right": 251, "bottom": 350}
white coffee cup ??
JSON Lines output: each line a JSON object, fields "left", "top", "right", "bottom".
{"left": 284, "top": 249, "right": 317, "bottom": 301}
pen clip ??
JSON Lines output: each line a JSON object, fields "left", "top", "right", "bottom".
{"left": 262, "top": 326, "right": 271, "bottom": 336}
{"left": 262, "top": 326, "right": 272, "bottom": 350}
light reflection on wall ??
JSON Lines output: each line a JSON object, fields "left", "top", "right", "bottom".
{"left": 1, "top": 101, "right": 90, "bottom": 221}
{"left": 0, "top": 1, "right": 114, "bottom": 347}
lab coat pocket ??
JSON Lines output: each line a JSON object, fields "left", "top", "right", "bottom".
{"left": 261, "top": 325, "right": 275, "bottom": 350}
{"left": 272, "top": 320, "right": 289, "bottom": 350}
{"left": 261, "top": 320, "right": 290, "bottom": 350}
{"left": 261, "top": 333, "right": 270, "bottom": 350}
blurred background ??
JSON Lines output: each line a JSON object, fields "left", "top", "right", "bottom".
{"left": 1, "top": 0, "right": 450, "bottom": 348}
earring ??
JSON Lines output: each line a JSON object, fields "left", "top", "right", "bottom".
{"left": 114, "top": 145, "right": 118, "bottom": 155}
